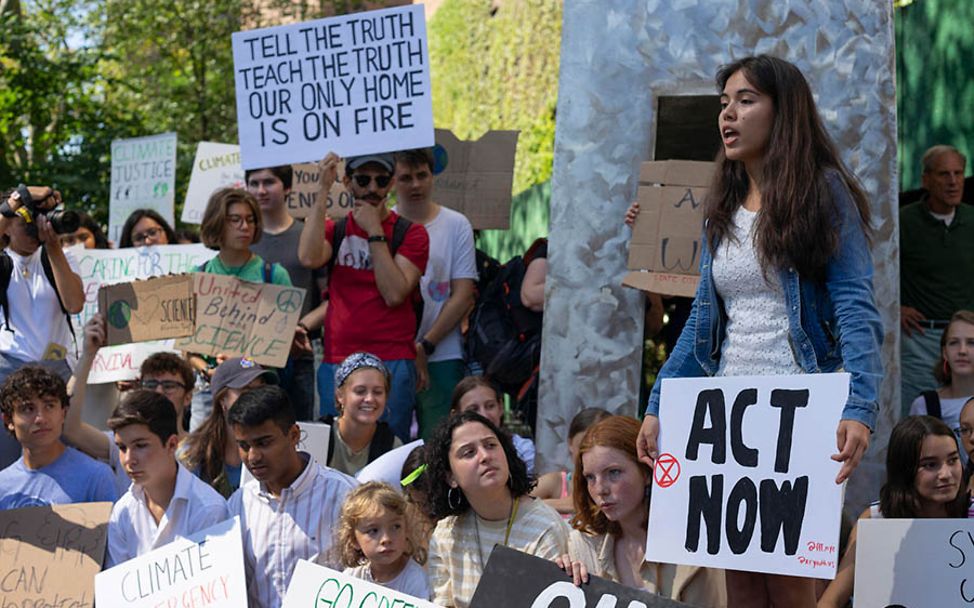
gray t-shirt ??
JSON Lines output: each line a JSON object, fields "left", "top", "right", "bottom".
{"left": 251, "top": 219, "right": 323, "bottom": 318}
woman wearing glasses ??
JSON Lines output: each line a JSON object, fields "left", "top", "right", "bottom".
{"left": 186, "top": 188, "right": 292, "bottom": 431}
{"left": 118, "top": 208, "right": 177, "bottom": 248}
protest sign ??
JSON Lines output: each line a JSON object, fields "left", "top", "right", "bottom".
{"left": 469, "top": 545, "right": 687, "bottom": 608}
{"left": 73, "top": 244, "right": 216, "bottom": 383}
{"left": 433, "top": 129, "right": 519, "bottom": 230}
{"left": 283, "top": 559, "right": 442, "bottom": 608}
{"left": 622, "top": 160, "right": 713, "bottom": 297}
{"left": 175, "top": 273, "right": 305, "bottom": 368}
{"left": 99, "top": 275, "right": 196, "bottom": 345}
{"left": 109, "top": 132, "right": 178, "bottom": 244}
{"left": 182, "top": 142, "right": 246, "bottom": 224}
{"left": 356, "top": 438, "right": 423, "bottom": 487}
{"left": 854, "top": 518, "right": 974, "bottom": 607}
{"left": 95, "top": 517, "right": 246, "bottom": 608}
{"left": 0, "top": 502, "right": 111, "bottom": 608}
{"left": 645, "top": 373, "right": 848, "bottom": 579}
{"left": 241, "top": 421, "right": 330, "bottom": 486}
{"left": 231, "top": 4, "right": 433, "bottom": 169}
{"left": 286, "top": 161, "right": 354, "bottom": 219}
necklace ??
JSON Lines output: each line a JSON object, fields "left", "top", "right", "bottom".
{"left": 473, "top": 495, "right": 520, "bottom": 570}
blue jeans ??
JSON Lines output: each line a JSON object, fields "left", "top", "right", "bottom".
{"left": 278, "top": 355, "right": 316, "bottom": 421}
{"left": 318, "top": 358, "right": 416, "bottom": 442}
{"left": 901, "top": 327, "right": 943, "bottom": 417}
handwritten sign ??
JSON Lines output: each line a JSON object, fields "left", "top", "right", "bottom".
{"left": 175, "top": 273, "right": 305, "bottom": 368}
{"left": 95, "top": 517, "right": 246, "bottom": 608}
{"left": 854, "top": 518, "right": 974, "bottom": 607}
{"left": 182, "top": 142, "right": 246, "bottom": 224}
{"left": 231, "top": 4, "right": 433, "bottom": 169}
{"left": 433, "top": 129, "right": 518, "bottom": 230}
{"left": 109, "top": 132, "right": 178, "bottom": 244}
{"left": 73, "top": 244, "right": 216, "bottom": 383}
{"left": 645, "top": 373, "right": 848, "bottom": 579}
{"left": 286, "top": 162, "right": 353, "bottom": 219}
{"left": 283, "top": 560, "right": 442, "bottom": 608}
{"left": 469, "top": 545, "right": 686, "bottom": 608}
{"left": 0, "top": 502, "right": 111, "bottom": 608}
{"left": 622, "top": 160, "right": 713, "bottom": 297}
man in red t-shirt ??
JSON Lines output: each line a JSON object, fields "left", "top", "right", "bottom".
{"left": 299, "top": 152, "right": 429, "bottom": 440}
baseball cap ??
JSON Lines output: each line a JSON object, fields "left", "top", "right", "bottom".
{"left": 346, "top": 153, "right": 395, "bottom": 173}
{"left": 210, "top": 357, "right": 278, "bottom": 397}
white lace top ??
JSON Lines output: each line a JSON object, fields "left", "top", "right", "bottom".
{"left": 711, "top": 206, "right": 802, "bottom": 377}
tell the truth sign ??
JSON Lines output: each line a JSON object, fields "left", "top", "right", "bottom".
{"left": 646, "top": 373, "right": 848, "bottom": 579}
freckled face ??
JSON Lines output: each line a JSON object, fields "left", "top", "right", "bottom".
{"left": 581, "top": 445, "right": 649, "bottom": 524}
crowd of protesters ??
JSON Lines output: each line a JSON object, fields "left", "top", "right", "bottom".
{"left": 0, "top": 53, "right": 972, "bottom": 608}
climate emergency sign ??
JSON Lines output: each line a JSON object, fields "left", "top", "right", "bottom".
{"left": 231, "top": 4, "right": 433, "bottom": 169}
{"left": 645, "top": 373, "right": 849, "bottom": 579}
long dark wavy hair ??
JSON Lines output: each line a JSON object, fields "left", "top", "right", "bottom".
{"left": 704, "top": 55, "right": 872, "bottom": 282}
{"left": 118, "top": 208, "right": 178, "bottom": 248}
{"left": 879, "top": 415, "right": 969, "bottom": 518}
{"left": 423, "top": 411, "right": 534, "bottom": 521}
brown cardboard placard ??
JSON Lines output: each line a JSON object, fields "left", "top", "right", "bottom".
{"left": 623, "top": 160, "right": 714, "bottom": 297}
{"left": 98, "top": 274, "right": 196, "bottom": 345}
{"left": 286, "top": 162, "right": 353, "bottom": 219}
{"left": 175, "top": 273, "right": 306, "bottom": 368}
{"left": 433, "top": 129, "right": 519, "bottom": 230}
{"left": 0, "top": 502, "right": 112, "bottom": 607}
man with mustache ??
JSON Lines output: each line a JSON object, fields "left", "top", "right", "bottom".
{"left": 900, "top": 145, "right": 974, "bottom": 416}
{"left": 299, "top": 152, "right": 429, "bottom": 442}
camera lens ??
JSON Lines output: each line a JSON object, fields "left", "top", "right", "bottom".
{"left": 46, "top": 209, "right": 80, "bottom": 235}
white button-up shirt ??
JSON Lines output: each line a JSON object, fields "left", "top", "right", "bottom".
{"left": 106, "top": 462, "right": 229, "bottom": 566}
{"left": 229, "top": 453, "right": 357, "bottom": 608}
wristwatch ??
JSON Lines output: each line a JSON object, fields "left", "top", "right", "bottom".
{"left": 419, "top": 338, "right": 435, "bottom": 356}
{"left": 367, "top": 235, "right": 387, "bottom": 244}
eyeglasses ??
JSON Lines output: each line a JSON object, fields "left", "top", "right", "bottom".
{"left": 227, "top": 214, "right": 257, "bottom": 228}
{"left": 958, "top": 426, "right": 973, "bottom": 438}
{"left": 352, "top": 174, "right": 392, "bottom": 188}
{"left": 132, "top": 226, "right": 163, "bottom": 245}
{"left": 141, "top": 379, "right": 188, "bottom": 393}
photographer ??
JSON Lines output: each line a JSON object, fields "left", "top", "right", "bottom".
{"left": 0, "top": 186, "right": 84, "bottom": 468}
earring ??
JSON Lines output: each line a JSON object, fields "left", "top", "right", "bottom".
{"left": 448, "top": 486, "right": 462, "bottom": 510}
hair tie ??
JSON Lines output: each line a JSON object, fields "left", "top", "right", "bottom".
{"left": 401, "top": 464, "right": 427, "bottom": 487}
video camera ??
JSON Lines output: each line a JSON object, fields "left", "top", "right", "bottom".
{"left": 3, "top": 184, "right": 80, "bottom": 237}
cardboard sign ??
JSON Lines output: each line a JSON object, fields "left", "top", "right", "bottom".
{"left": 95, "top": 517, "right": 246, "bottom": 608}
{"left": 182, "top": 142, "right": 246, "bottom": 224}
{"left": 174, "top": 273, "right": 306, "bottom": 367}
{"left": 645, "top": 373, "right": 849, "bottom": 579}
{"left": 286, "top": 161, "right": 354, "bottom": 219}
{"left": 432, "top": 129, "right": 519, "bottom": 230}
{"left": 622, "top": 160, "right": 713, "bottom": 297}
{"left": 109, "top": 132, "right": 178, "bottom": 244}
{"left": 231, "top": 4, "right": 434, "bottom": 170}
{"left": 0, "top": 502, "right": 112, "bottom": 608}
{"left": 469, "top": 545, "right": 687, "bottom": 608}
{"left": 99, "top": 275, "right": 196, "bottom": 345}
{"left": 241, "top": 421, "right": 331, "bottom": 486}
{"left": 283, "top": 560, "right": 442, "bottom": 607}
{"left": 72, "top": 244, "right": 216, "bottom": 383}
{"left": 854, "top": 518, "right": 974, "bottom": 607}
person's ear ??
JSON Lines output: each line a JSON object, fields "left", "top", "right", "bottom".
{"left": 287, "top": 423, "right": 301, "bottom": 447}
{"left": 165, "top": 434, "right": 179, "bottom": 453}
{"left": 335, "top": 389, "right": 344, "bottom": 415}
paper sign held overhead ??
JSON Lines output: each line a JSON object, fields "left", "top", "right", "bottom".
{"left": 231, "top": 4, "right": 433, "bottom": 170}
{"left": 98, "top": 274, "right": 196, "bottom": 345}
{"left": 622, "top": 160, "right": 713, "bottom": 297}
{"left": 175, "top": 273, "right": 305, "bottom": 368}
{"left": 432, "top": 129, "right": 519, "bottom": 230}
{"left": 287, "top": 161, "right": 354, "bottom": 219}
{"left": 0, "top": 502, "right": 112, "bottom": 608}
{"left": 645, "top": 373, "right": 848, "bottom": 579}
{"left": 283, "top": 560, "right": 443, "bottom": 608}
{"left": 108, "top": 132, "right": 178, "bottom": 244}
{"left": 182, "top": 142, "right": 246, "bottom": 224}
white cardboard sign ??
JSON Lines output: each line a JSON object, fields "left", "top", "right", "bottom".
{"left": 94, "top": 517, "right": 246, "bottom": 607}
{"left": 855, "top": 518, "right": 974, "bottom": 607}
{"left": 109, "top": 132, "right": 178, "bottom": 243}
{"left": 182, "top": 142, "right": 246, "bottom": 224}
{"left": 645, "top": 373, "right": 849, "bottom": 579}
{"left": 231, "top": 4, "right": 433, "bottom": 170}
{"left": 283, "top": 559, "right": 442, "bottom": 608}
{"left": 356, "top": 438, "right": 423, "bottom": 488}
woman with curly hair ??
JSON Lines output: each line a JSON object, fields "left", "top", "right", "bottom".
{"left": 423, "top": 411, "right": 568, "bottom": 608}
{"left": 560, "top": 416, "right": 725, "bottom": 606}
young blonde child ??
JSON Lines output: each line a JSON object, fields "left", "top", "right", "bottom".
{"left": 337, "top": 481, "right": 431, "bottom": 600}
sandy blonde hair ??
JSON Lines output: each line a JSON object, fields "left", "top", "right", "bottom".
{"left": 336, "top": 481, "right": 427, "bottom": 567}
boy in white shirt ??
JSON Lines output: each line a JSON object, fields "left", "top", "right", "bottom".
{"left": 106, "top": 389, "right": 228, "bottom": 566}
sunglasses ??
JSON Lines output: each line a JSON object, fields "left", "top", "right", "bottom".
{"left": 352, "top": 174, "right": 392, "bottom": 188}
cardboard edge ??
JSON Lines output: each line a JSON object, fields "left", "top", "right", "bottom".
{"left": 622, "top": 271, "right": 699, "bottom": 298}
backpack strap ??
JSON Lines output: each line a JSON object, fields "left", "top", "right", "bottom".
{"left": 39, "top": 247, "right": 76, "bottom": 348}
{"left": 326, "top": 217, "right": 348, "bottom": 274}
{"left": 389, "top": 215, "right": 412, "bottom": 257}
{"left": 0, "top": 252, "right": 12, "bottom": 332}
{"left": 922, "top": 390, "right": 942, "bottom": 420}
{"left": 367, "top": 422, "right": 397, "bottom": 464}
{"left": 319, "top": 414, "right": 337, "bottom": 465}
{"left": 263, "top": 261, "right": 273, "bottom": 283}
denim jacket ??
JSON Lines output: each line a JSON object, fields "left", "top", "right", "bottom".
{"left": 645, "top": 171, "right": 884, "bottom": 430}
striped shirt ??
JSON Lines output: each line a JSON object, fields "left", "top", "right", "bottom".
{"left": 428, "top": 496, "right": 569, "bottom": 608}
{"left": 229, "top": 453, "right": 358, "bottom": 608}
